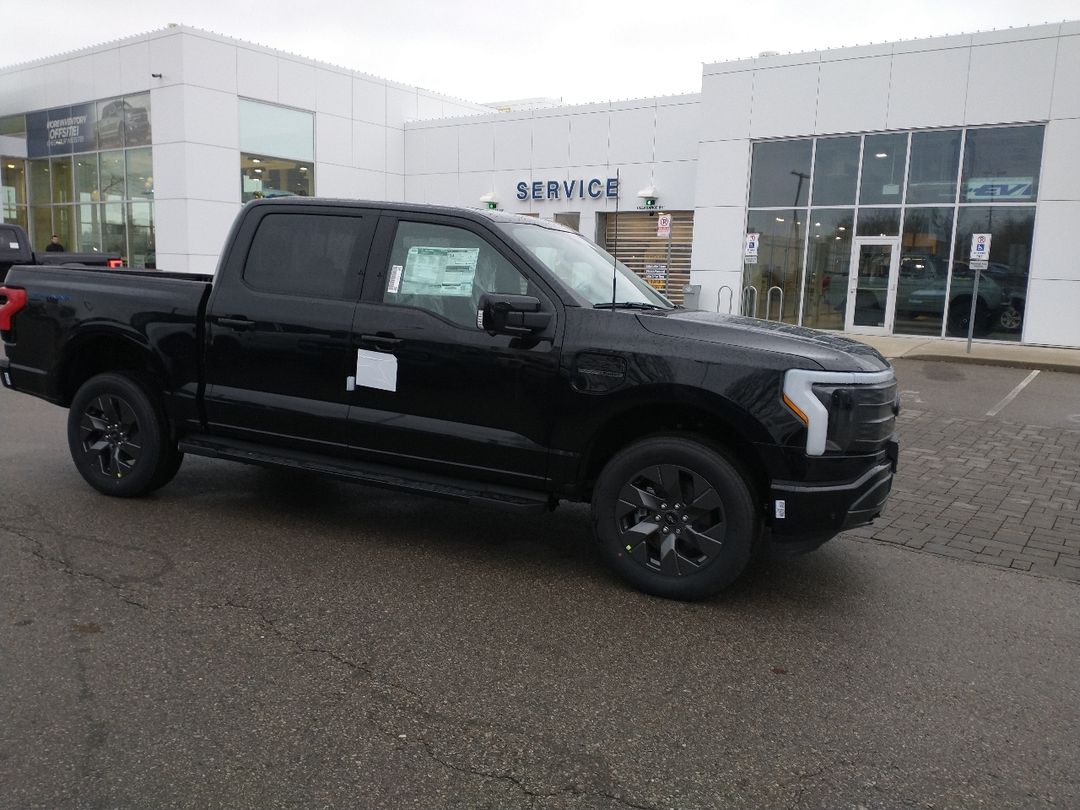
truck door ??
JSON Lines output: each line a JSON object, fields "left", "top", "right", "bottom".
{"left": 347, "top": 214, "right": 562, "bottom": 488}
{"left": 203, "top": 205, "right": 375, "bottom": 456}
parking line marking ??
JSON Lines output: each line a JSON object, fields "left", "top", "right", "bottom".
{"left": 986, "top": 370, "right": 1040, "bottom": 417}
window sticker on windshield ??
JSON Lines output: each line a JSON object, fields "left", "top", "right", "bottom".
{"left": 387, "top": 264, "right": 404, "bottom": 294}
{"left": 8, "top": 242, "right": 19, "bottom": 249}
{"left": 400, "top": 246, "right": 479, "bottom": 297}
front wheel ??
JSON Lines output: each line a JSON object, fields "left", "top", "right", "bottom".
{"left": 591, "top": 437, "right": 759, "bottom": 600}
{"left": 67, "top": 372, "right": 182, "bottom": 497}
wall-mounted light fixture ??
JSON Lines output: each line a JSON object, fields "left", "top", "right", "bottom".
{"left": 479, "top": 191, "right": 498, "bottom": 211}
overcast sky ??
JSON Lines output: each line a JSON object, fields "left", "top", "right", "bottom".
{"left": 7, "top": 0, "right": 1079, "bottom": 105}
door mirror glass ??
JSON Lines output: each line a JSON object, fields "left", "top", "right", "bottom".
{"left": 477, "top": 293, "right": 551, "bottom": 336}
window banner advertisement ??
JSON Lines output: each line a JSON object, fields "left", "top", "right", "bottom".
{"left": 26, "top": 103, "right": 96, "bottom": 158}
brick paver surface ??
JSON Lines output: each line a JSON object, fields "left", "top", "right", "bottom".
{"left": 843, "top": 407, "right": 1080, "bottom": 582}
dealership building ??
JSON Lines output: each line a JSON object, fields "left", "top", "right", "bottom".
{"left": 1, "top": 21, "right": 1078, "bottom": 347}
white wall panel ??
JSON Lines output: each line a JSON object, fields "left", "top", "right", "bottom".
{"left": 155, "top": 252, "right": 189, "bottom": 274}
{"left": 187, "top": 254, "right": 220, "bottom": 275}
{"left": 424, "top": 173, "right": 459, "bottom": 205}
{"left": 458, "top": 172, "right": 497, "bottom": 208}
{"left": 278, "top": 60, "right": 317, "bottom": 111}
{"left": 1037, "top": 119, "right": 1080, "bottom": 202}
{"left": 965, "top": 40, "right": 1057, "bottom": 125}
{"left": 148, "top": 34, "right": 183, "bottom": 88}
{"left": 386, "top": 86, "right": 418, "bottom": 128}
{"left": 750, "top": 64, "right": 818, "bottom": 138}
{"left": 609, "top": 106, "right": 655, "bottom": 164}
{"left": 91, "top": 49, "right": 121, "bottom": 100}
{"left": 655, "top": 102, "right": 701, "bottom": 162}
{"left": 117, "top": 42, "right": 151, "bottom": 97}
{"left": 385, "top": 128, "right": 405, "bottom": 174}
{"left": 887, "top": 48, "right": 970, "bottom": 130}
{"left": 494, "top": 118, "right": 533, "bottom": 170}
{"left": 532, "top": 116, "right": 570, "bottom": 169}
{"left": 185, "top": 200, "right": 240, "bottom": 257}
{"left": 315, "top": 164, "right": 359, "bottom": 197}
{"left": 150, "top": 141, "right": 187, "bottom": 200}
{"left": 1051, "top": 35, "right": 1080, "bottom": 120}
{"left": 652, "top": 160, "right": 700, "bottom": 209}
{"left": 316, "top": 69, "right": 352, "bottom": 117}
{"left": 316, "top": 113, "right": 352, "bottom": 166}
{"left": 183, "top": 143, "right": 239, "bottom": 204}
{"left": 1022, "top": 278, "right": 1080, "bottom": 346}
{"left": 569, "top": 112, "right": 609, "bottom": 166}
{"left": 1030, "top": 200, "right": 1080, "bottom": 279}
{"left": 149, "top": 84, "right": 185, "bottom": 145}
{"left": 355, "top": 168, "right": 387, "bottom": 200}
{"left": 236, "top": 48, "right": 277, "bottom": 102}
{"left": 386, "top": 173, "right": 405, "bottom": 201}
{"left": 353, "top": 78, "right": 387, "bottom": 125}
{"left": 66, "top": 56, "right": 96, "bottom": 105}
{"left": 694, "top": 140, "right": 750, "bottom": 208}
{"left": 181, "top": 35, "right": 236, "bottom": 93}
{"left": 403, "top": 173, "right": 424, "bottom": 202}
{"left": 458, "top": 121, "right": 495, "bottom": 172}
{"left": 43, "top": 61, "right": 69, "bottom": 108}
{"left": 353, "top": 120, "right": 387, "bottom": 171}
{"left": 419, "top": 127, "right": 458, "bottom": 175}
{"left": 153, "top": 198, "right": 187, "bottom": 262}
{"left": 182, "top": 86, "right": 238, "bottom": 149}
{"left": 690, "top": 268, "right": 745, "bottom": 314}
{"left": 700, "top": 71, "right": 752, "bottom": 143}
{"left": 689, "top": 206, "right": 747, "bottom": 273}
{"left": 817, "top": 56, "right": 890, "bottom": 134}
{"left": 417, "top": 93, "right": 443, "bottom": 120}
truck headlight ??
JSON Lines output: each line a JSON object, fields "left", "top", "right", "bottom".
{"left": 783, "top": 369, "right": 897, "bottom": 456}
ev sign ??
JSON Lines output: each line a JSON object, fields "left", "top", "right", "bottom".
{"left": 969, "top": 233, "right": 992, "bottom": 270}
{"left": 656, "top": 213, "right": 672, "bottom": 238}
{"left": 744, "top": 233, "right": 760, "bottom": 265}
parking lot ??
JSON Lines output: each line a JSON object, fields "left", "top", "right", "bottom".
{"left": 1, "top": 360, "right": 1078, "bottom": 809}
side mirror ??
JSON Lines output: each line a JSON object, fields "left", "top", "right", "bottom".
{"left": 477, "top": 293, "right": 551, "bottom": 336}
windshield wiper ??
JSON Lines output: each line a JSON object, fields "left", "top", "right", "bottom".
{"left": 593, "top": 301, "right": 667, "bottom": 310}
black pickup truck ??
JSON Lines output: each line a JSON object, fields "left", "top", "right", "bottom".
{"left": 0, "top": 199, "right": 898, "bottom": 600}
{"left": 0, "top": 223, "right": 123, "bottom": 280}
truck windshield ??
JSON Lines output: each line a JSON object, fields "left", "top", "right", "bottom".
{"left": 501, "top": 223, "right": 674, "bottom": 309}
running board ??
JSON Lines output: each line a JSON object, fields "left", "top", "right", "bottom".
{"left": 178, "top": 434, "right": 551, "bottom": 512}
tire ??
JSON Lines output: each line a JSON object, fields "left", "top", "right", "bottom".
{"left": 591, "top": 436, "right": 759, "bottom": 600}
{"left": 67, "top": 372, "right": 181, "bottom": 497}
{"left": 947, "top": 297, "right": 991, "bottom": 337}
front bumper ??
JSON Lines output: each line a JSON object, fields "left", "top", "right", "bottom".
{"left": 767, "top": 438, "right": 898, "bottom": 550}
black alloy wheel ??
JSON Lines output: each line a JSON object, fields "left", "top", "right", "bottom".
{"left": 593, "top": 436, "right": 758, "bottom": 600}
{"left": 615, "top": 464, "right": 727, "bottom": 576}
{"left": 67, "top": 372, "right": 182, "bottom": 497}
{"left": 78, "top": 393, "right": 143, "bottom": 480}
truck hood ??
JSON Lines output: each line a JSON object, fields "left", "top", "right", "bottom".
{"left": 637, "top": 310, "right": 890, "bottom": 372}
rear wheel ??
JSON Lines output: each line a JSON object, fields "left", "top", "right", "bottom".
{"left": 591, "top": 437, "right": 758, "bottom": 600}
{"left": 67, "top": 372, "right": 182, "bottom": 497}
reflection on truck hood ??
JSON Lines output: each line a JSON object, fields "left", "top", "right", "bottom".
{"left": 636, "top": 310, "right": 890, "bottom": 373}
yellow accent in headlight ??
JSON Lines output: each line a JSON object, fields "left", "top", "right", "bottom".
{"left": 783, "top": 393, "right": 809, "bottom": 426}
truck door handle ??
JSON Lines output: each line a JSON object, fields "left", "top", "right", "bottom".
{"left": 360, "top": 333, "right": 401, "bottom": 349}
{"left": 216, "top": 316, "right": 255, "bottom": 330}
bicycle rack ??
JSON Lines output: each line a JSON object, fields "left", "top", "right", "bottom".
{"left": 741, "top": 285, "right": 759, "bottom": 318}
{"left": 716, "top": 285, "right": 734, "bottom": 314}
{"left": 765, "top": 286, "right": 784, "bottom": 321}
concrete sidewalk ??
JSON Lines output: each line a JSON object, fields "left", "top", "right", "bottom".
{"left": 853, "top": 334, "right": 1080, "bottom": 373}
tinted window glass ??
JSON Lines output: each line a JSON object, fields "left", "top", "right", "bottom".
{"left": 895, "top": 207, "right": 954, "bottom": 336}
{"left": 812, "top": 136, "right": 860, "bottom": 206}
{"left": 962, "top": 126, "right": 1044, "bottom": 203}
{"left": 239, "top": 100, "right": 315, "bottom": 162}
{"left": 749, "top": 140, "right": 812, "bottom": 207}
{"left": 855, "top": 207, "right": 901, "bottom": 236}
{"left": 860, "top": 133, "right": 907, "bottom": 205}
{"left": 744, "top": 209, "right": 804, "bottom": 322}
{"left": 907, "top": 130, "right": 961, "bottom": 204}
{"left": 384, "top": 221, "right": 530, "bottom": 329}
{"left": 244, "top": 213, "right": 365, "bottom": 299}
{"left": 803, "top": 208, "right": 855, "bottom": 330}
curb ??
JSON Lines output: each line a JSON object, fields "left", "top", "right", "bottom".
{"left": 886, "top": 353, "right": 1080, "bottom": 374}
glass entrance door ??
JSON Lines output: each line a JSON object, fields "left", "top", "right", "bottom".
{"left": 845, "top": 238, "right": 900, "bottom": 334}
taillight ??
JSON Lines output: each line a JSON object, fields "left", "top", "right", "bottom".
{"left": 0, "top": 286, "right": 28, "bottom": 331}
{"left": 107, "top": 258, "right": 123, "bottom": 268}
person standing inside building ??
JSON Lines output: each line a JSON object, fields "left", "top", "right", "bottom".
{"left": 45, "top": 235, "right": 65, "bottom": 252}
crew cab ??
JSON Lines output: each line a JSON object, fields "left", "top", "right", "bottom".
{"left": 0, "top": 199, "right": 899, "bottom": 600}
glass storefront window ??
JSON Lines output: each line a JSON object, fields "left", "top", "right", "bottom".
{"left": 99, "top": 151, "right": 125, "bottom": 201}
{"left": 31, "top": 206, "right": 52, "bottom": 250}
{"left": 860, "top": 133, "right": 907, "bottom": 205}
{"left": 0, "top": 114, "right": 26, "bottom": 138}
{"left": 961, "top": 126, "right": 1044, "bottom": 203}
{"left": 240, "top": 153, "right": 314, "bottom": 202}
{"left": 802, "top": 208, "right": 854, "bottom": 330}
{"left": 96, "top": 98, "right": 127, "bottom": 150}
{"left": 855, "top": 207, "right": 901, "bottom": 236}
{"left": 895, "top": 207, "right": 954, "bottom": 336}
{"left": 127, "top": 202, "right": 154, "bottom": 268}
{"left": 74, "top": 155, "right": 99, "bottom": 202}
{"left": 123, "top": 93, "right": 152, "bottom": 148}
{"left": 745, "top": 209, "right": 804, "bottom": 322}
{"left": 239, "top": 100, "right": 315, "bottom": 162}
{"left": 948, "top": 206, "right": 1035, "bottom": 341}
{"left": 76, "top": 203, "right": 101, "bottom": 252}
{"left": 50, "top": 157, "right": 74, "bottom": 205}
{"left": 126, "top": 148, "right": 153, "bottom": 200}
{"left": 29, "top": 159, "right": 51, "bottom": 205}
{"left": 811, "top": 137, "right": 860, "bottom": 207}
{"left": 2, "top": 158, "right": 27, "bottom": 209}
{"left": 53, "top": 204, "right": 74, "bottom": 249}
{"left": 102, "top": 203, "right": 126, "bottom": 255}
{"left": 748, "top": 140, "right": 812, "bottom": 208}
{"left": 907, "top": 130, "right": 961, "bottom": 204}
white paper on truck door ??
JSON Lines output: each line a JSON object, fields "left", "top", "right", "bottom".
{"left": 354, "top": 349, "right": 398, "bottom": 392}
{"left": 399, "top": 246, "right": 479, "bottom": 297}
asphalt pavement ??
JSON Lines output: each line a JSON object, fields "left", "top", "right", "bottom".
{"left": 1, "top": 371, "right": 1078, "bottom": 809}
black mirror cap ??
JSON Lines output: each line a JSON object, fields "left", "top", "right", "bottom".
{"left": 477, "top": 293, "right": 551, "bottom": 336}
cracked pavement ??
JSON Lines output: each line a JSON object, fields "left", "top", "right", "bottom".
{"left": 1, "top": 374, "right": 1078, "bottom": 809}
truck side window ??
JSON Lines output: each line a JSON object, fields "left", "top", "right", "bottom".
{"left": 244, "top": 213, "right": 365, "bottom": 299}
{"left": 382, "top": 221, "right": 529, "bottom": 328}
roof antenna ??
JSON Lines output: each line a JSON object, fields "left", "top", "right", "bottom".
{"left": 610, "top": 168, "right": 620, "bottom": 310}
